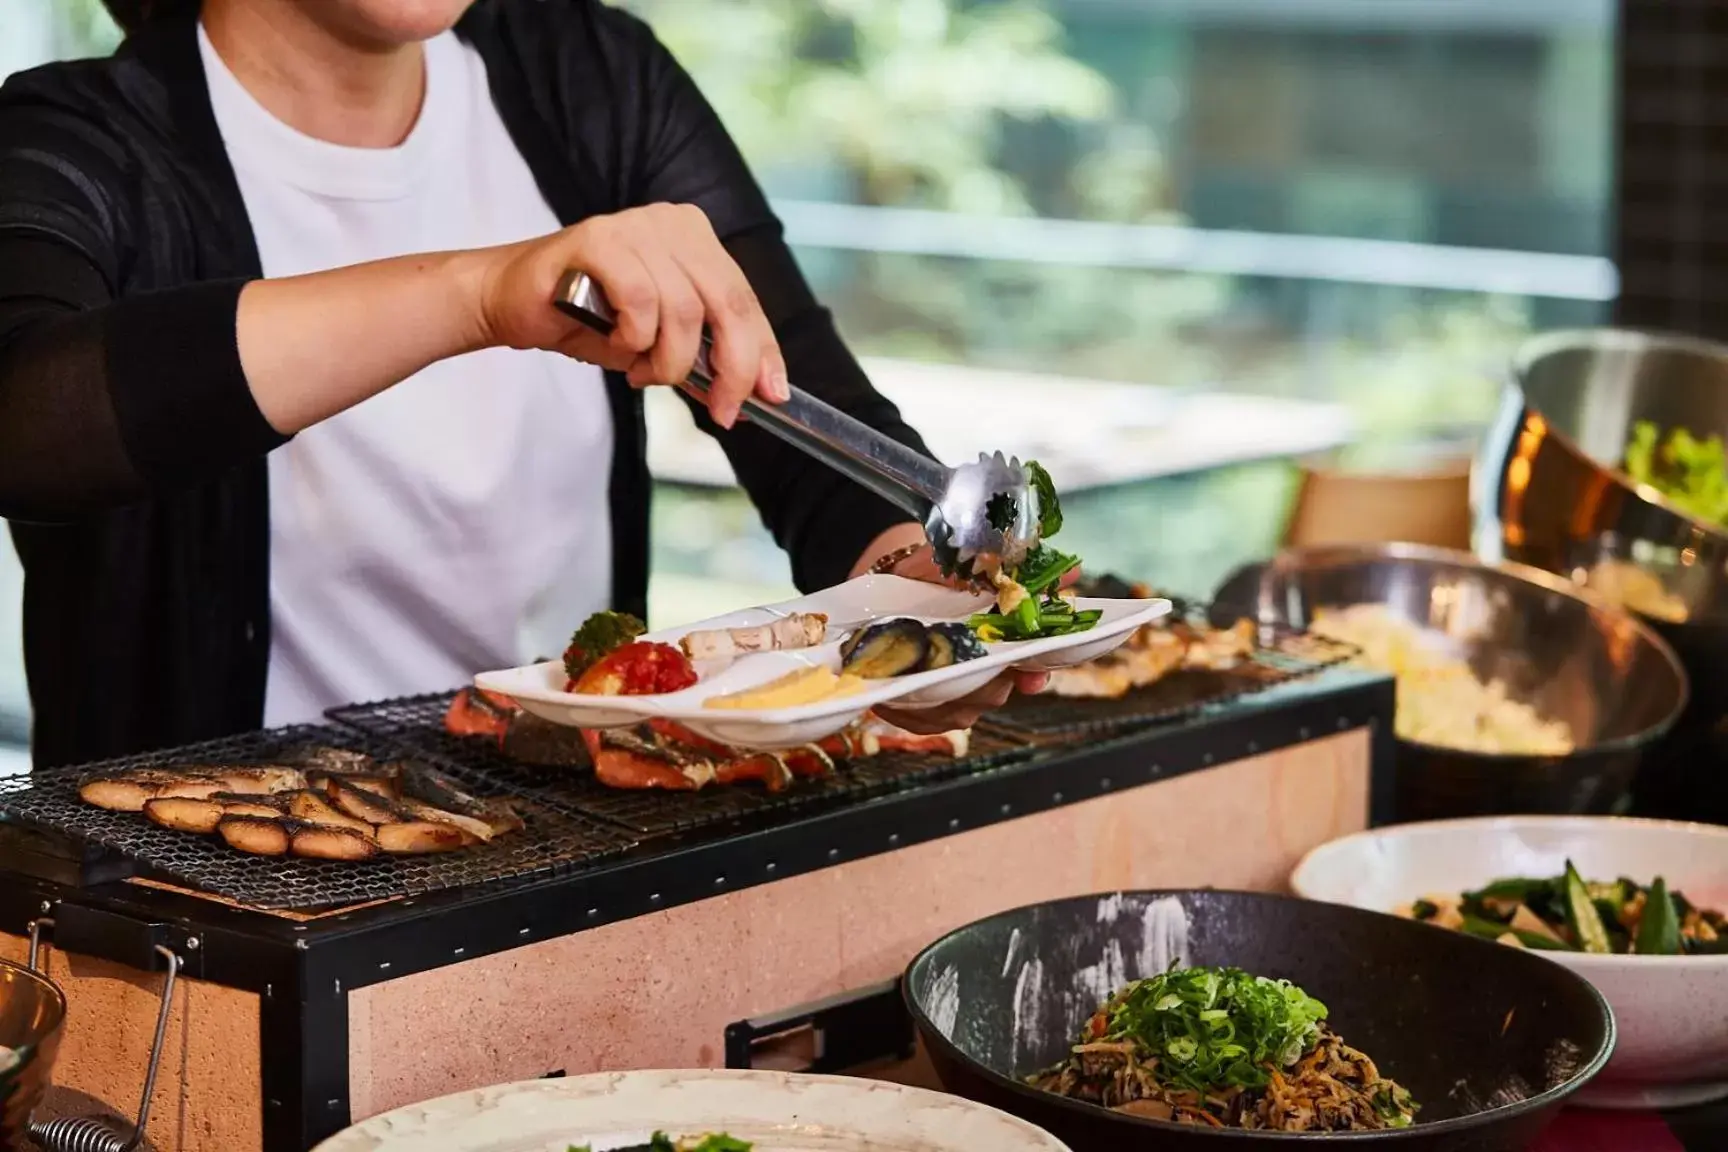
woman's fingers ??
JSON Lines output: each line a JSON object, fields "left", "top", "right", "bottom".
{"left": 874, "top": 672, "right": 1023, "bottom": 734}
{"left": 530, "top": 204, "right": 785, "bottom": 427}
{"left": 563, "top": 218, "right": 660, "bottom": 359}
{"left": 628, "top": 238, "right": 706, "bottom": 392}
{"left": 664, "top": 204, "right": 783, "bottom": 426}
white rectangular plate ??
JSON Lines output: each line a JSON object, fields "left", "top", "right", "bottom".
{"left": 475, "top": 574, "right": 1171, "bottom": 748}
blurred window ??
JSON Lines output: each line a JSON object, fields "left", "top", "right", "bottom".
{"left": 0, "top": 0, "right": 1615, "bottom": 756}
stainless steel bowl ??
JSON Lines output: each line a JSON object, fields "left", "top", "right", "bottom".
{"left": 1212, "top": 543, "right": 1689, "bottom": 822}
{"left": 0, "top": 958, "right": 66, "bottom": 1147}
{"left": 1474, "top": 328, "right": 1728, "bottom": 636}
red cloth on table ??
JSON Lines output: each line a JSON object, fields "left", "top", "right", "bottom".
{"left": 1531, "top": 1112, "right": 1686, "bottom": 1152}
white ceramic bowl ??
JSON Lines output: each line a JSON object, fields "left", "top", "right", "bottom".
{"left": 312, "top": 1067, "right": 1071, "bottom": 1151}
{"left": 1290, "top": 816, "right": 1728, "bottom": 1110}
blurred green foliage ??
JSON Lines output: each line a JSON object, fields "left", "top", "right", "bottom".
{"left": 43, "top": 0, "right": 1542, "bottom": 612}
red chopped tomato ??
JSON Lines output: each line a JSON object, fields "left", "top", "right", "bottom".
{"left": 570, "top": 642, "right": 698, "bottom": 696}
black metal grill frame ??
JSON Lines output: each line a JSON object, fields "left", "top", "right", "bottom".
{"left": 327, "top": 693, "right": 1038, "bottom": 835}
{"left": 986, "top": 630, "right": 1360, "bottom": 738}
{"left": 0, "top": 725, "right": 637, "bottom": 910}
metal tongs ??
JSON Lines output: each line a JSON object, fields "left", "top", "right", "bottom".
{"left": 555, "top": 270, "right": 1043, "bottom": 579}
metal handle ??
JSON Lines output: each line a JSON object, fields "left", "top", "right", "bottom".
{"left": 26, "top": 918, "right": 181, "bottom": 1152}
{"left": 724, "top": 978, "right": 913, "bottom": 1074}
{"left": 554, "top": 270, "right": 950, "bottom": 517}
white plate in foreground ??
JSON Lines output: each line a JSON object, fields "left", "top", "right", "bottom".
{"left": 312, "top": 1068, "right": 1071, "bottom": 1152}
{"left": 476, "top": 574, "right": 1169, "bottom": 748}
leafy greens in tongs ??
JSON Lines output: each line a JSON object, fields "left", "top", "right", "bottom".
{"left": 967, "top": 462, "right": 1100, "bottom": 642}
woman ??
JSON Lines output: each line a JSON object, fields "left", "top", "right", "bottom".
{"left": 0, "top": 0, "right": 1042, "bottom": 768}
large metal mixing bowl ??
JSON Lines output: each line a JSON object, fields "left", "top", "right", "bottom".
{"left": 1213, "top": 543, "right": 1688, "bottom": 822}
{"left": 0, "top": 958, "right": 66, "bottom": 1147}
{"left": 1474, "top": 329, "right": 1728, "bottom": 818}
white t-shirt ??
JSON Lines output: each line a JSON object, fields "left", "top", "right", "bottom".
{"left": 199, "top": 27, "right": 615, "bottom": 726}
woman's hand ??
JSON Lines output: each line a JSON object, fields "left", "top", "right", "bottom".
{"left": 853, "top": 526, "right": 1050, "bottom": 735}
{"left": 475, "top": 203, "right": 788, "bottom": 428}
{"left": 239, "top": 203, "right": 787, "bottom": 435}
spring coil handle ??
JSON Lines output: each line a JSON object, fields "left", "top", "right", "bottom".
{"left": 24, "top": 917, "right": 181, "bottom": 1152}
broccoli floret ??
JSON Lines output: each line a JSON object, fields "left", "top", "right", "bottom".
{"left": 562, "top": 610, "right": 646, "bottom": 680}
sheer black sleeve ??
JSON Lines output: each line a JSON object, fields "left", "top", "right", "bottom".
{"left": 0, "top": 87, "right": 285, "bottom": 523}
{"left": 594, "top": 7, "right": 932, "bottom": 593}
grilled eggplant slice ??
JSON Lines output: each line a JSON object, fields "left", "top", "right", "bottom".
{"left": 840, "top": 618, "right": 929, "bottom": 679}
{"left": 920, "top": 622, "right": 987, "bottom": 670}
{"left": 217, "top": 815, "right": 293, "bottom": 856}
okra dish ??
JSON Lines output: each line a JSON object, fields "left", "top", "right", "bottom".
{"left": 1397, "top": 861, "right": 1726, "bottom": 956}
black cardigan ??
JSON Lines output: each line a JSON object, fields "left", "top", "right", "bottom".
{"left": 0, "top": 1, "right": 927, "bottom": 768}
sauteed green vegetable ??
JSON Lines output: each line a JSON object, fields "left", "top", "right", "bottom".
{"left": 1400, "top": 860, "right": 1726, "bottom": 956}
{"left": 1624, "top": 420, "right": 1728, "bottom": 526}
{"left": 968, "top": 461, "right": 1099, "bottom": 643}
{"left": 1029, "top": 965, "right": 1417, "bottom": 1131}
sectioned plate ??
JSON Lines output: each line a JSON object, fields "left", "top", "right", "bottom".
{"left": 312, "top": 1068, "right": 1071, "bottom": 1152}
{"left": 474, "top": 574, "right": 1170, "bottom": 749}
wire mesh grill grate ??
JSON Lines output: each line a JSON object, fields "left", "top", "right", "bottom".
{"left": 986, "top": 626, "right": 1360, "bottom": 739}
{"left": 328, "top": 693, "right": 1038, "bottom": 836}
{"left": 0, "top": 725, "right": 637, "bottom": 910}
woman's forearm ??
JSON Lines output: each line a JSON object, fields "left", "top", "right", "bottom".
{"left": 237, "top": 248, "right": 491, "bottom": 434}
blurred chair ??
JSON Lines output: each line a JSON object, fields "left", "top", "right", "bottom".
{"left": 1281, "top": 456, "right": 1473, "bottom": 550}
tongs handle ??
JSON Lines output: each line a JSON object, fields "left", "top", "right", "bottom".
{"left": 554, "top": 271, "right": 948, "bottom": 516}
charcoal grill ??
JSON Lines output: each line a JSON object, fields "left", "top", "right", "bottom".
{"left": 327, "top": 693, "right": 1037, "bottom": 836}
{"left": 987, "top": 621, "right": 1359, "bottom": 739}
{"left": 0, "top": 725, "right": 637, "bottom": 911}
{"left": 0, "top": 668, "right": 1394, "bottom": 1152}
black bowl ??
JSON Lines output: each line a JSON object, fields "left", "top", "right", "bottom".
{"left": 904, "top": 890, "right": 1613, "bottom": 1151}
